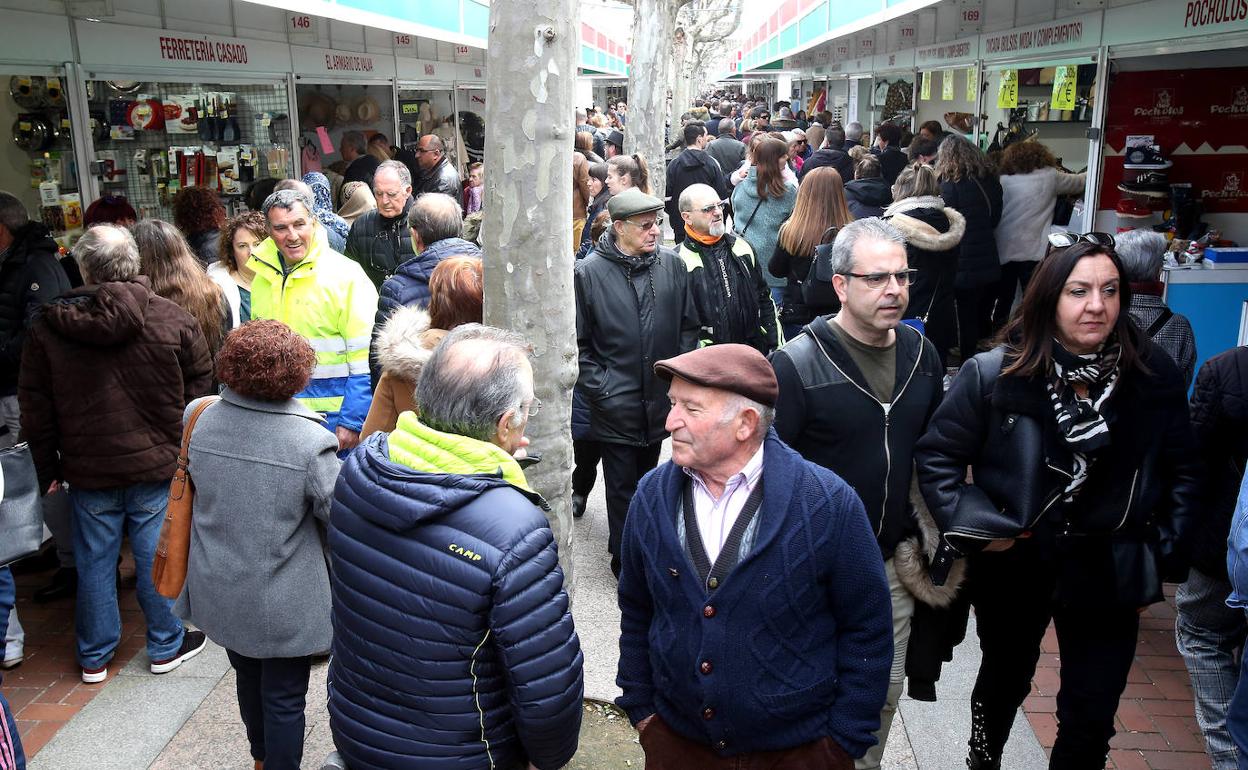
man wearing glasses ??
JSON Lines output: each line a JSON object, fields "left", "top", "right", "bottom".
{"left": 345, "top": 160, "right": 416, "bottom": 289}
{"left": 575, "top": 188, "right": 700, "bottom": 577}
{"left": 769, "top": 217, "right": 947, "bottom": 770}
{"left": 411, "top": 134, "right": 462, "bottom": 198}
{"left": 676, "top": 184, "right": 778, "bottom": 353}
{"left": 665, "top": 121, "right": 730, "bottom": 246}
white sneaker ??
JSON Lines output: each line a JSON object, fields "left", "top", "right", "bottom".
{"left": 81, "top": 664, "right": 107, "bottom": 684}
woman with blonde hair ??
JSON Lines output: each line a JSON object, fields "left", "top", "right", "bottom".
{"left": 882, "top": 161, "right": 966, "bottom": 366}
{"left": 769, "top": 167, "right": 854, "bottom": 335}
{"left": 605, "top": 153, "right": 652, "bottom": 196}
{"left": 133, "top": 218, "right": 229, "bottom": 358}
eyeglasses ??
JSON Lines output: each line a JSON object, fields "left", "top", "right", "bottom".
{"left": 622, "top": 216, "right": 664, "bottom": 230}
{"left": 696, "top": 201, "right": 728, "bottom": 215}
{"left": 1048, "top": 231, "right": 1116, "bottom": 250}
{"left": 413, "top": 147, "right": 437, "bottom": 155}
{"left": 839, "top": 269, "right": 919, "bottom": 289}
{"left": 524, "top": 398, "right": 542, "bottom": 417}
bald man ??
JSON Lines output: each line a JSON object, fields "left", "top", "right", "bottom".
{"left": 413, "top": 134, "right": 462, "bottom": 198}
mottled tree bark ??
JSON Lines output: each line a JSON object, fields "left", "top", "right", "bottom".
{"left": 482, "top": 0, "right": 579, "bottom": 596}
{"left": 626, "top": 0, "right": 680, "bottom": 201}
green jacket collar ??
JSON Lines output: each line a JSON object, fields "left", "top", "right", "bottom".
{"left": 387, "top": 411, "right": 533, "bottom": 492}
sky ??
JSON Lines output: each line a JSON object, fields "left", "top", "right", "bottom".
{"left": 578, "top": 0, "right": 754, "bottom": 48}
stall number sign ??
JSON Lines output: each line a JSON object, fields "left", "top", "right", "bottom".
{"left": 997, "top": 69, "right": 1019, "bottom": 108}
{"left": 920, "top": 71, "right": 932, "bottom": 100}
{"left": 966, "top": 67, "right": 977, "bottom": 102}
{"left": 1052, "top": 65, "right": 1077, "bottom": 110}
{"left": 288, "top": 13, "right": 318, "bottom": 43}
{"left": 394, "top": 34, "right": 414, "bottom": 49}
{"left": 943, "top": 69, "right": 955, "bottom": 101}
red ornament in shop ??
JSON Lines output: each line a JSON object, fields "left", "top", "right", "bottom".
{"left": 1101, "top": 68, "right": 1248, "bottom": 213}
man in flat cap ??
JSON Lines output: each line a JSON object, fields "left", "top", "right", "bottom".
{"left": 616, "top": 343, "right": 892, "bottom": 768}
{"left": 769, "top": 217, "right": 946, "bottom": 770}
{"left": 575, "top": 187, "right": 699, "bottom": 577}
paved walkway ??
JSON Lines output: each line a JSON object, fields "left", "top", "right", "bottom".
{"left": 0, "top": 449, "right": 1214, "bottom": 768}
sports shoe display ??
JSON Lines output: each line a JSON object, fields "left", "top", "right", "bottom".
{"left": 1116, "top": 198, "right": 1154, "bottom": 218}
{"left": 1123, "top": 144, "right": 1172, "bottom": 169}
{"left": 1118, "top": 171, "right": 1170, "bottom": 198}
{"left": 150, "top": 629, "right": 207, "bottom": 674}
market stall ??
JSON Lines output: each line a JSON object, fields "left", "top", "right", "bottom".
{"left": 913, "top": 40, "right": 980, "bottom": 143}
{"left": 75, "top": 21, "right": 296, "bottom": 222}
{"left": 293, "top": 45, "right": 397, "bottom": 182}
{"left": 869, "top": 48, "right": 916, "bottom": 142}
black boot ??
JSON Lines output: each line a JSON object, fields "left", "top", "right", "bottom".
{"left": 34, "top": 566, "right": 77, "bottom": 603}
{"left": 966, "top": 754, "right": 1000, "bottom": 770}
{"left": 572, "top": 494, "right": 587, "bottom": 519}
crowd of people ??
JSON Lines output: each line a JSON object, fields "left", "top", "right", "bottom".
{"left": 0, "top": 87, "right": 1239, "bottom": 770}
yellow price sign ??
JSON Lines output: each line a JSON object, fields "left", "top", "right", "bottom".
{"left": 942, "top": 70, "right": 955, "bottom": 101}
{"left": 997, "top": 69, "right": 1018, "bottom": 109}
{"left": 1052, "top": 65, "right": 1077, "bottom": 111}
{"left": 920, "top": 71, "right": 932, "bottom": 101}
{"left": 967, "top": 67, "right": 977, "bottom": 102}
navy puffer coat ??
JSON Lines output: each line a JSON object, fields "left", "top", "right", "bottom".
{"left": 327, "top": 435, "right": 584, "bottom": 770}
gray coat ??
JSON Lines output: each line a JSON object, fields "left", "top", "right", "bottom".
{"left": 173, "top": 389, "right": 340, "bottom": 659}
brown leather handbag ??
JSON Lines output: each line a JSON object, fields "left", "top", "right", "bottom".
{"left": 152, "top": 396, "right": 219, "bottom": 600}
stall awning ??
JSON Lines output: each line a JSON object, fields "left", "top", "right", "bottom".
{"left": 238, "top": 0, "right": 488, "bottom": 48}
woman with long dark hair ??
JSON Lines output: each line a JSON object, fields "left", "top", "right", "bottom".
{"left": 171, "top": 187, "right": 227, "bottom": 266}
{"left": 133, "top": 219, "right": 229, "bottom": 358}
{"left": 730, "top": 136, "right": 798, "bottom": 308}
{"left": 915, "top": 239, "right": 1200, "bottom": 770}
{"left": 768, "top": 166, "right": 853, "bottom": 336}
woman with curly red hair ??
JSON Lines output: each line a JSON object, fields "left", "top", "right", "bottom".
{"left": 174, "top": 320, "right": 340, "bottom": 770}
{"left": 171, "top": 187, "right": 228, "bottom": 266}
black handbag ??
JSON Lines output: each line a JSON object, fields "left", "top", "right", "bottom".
{"left": 0, "top": 442, "right": 44, "bottom": 567}
{"left": 801, "top": 226, "right": 842, "bottom": 309}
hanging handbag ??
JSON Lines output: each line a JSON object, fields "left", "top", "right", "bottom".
{"left": 152, "top": 396, "right": 218, "bottom": 600}
{"left": 801, "top": 226, "right": 842, "bottom": 309}
{"left": 0, "top": 442, "right": 44, "bottom": 567}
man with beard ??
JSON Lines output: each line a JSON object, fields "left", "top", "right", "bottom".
{"left": 676, "top": 184, "right": 777, "bottom": 353}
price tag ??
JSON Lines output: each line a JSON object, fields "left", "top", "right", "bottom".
{"left": 18, "top": 122, "right": 30, "bottom": 131}
{"left": 997, "top": 69, "right": 1018, "bottom": 109}
{"left": 966, "top": 67, "right": 977, "bottom": 103}
{"left": 920, "top": 71, "right": 931, "bottom": 101}
{"left": 287, "top": 12, "right": 318, "bottom": 42}
{"left": 942, "top": 70, "right": 955, "bottom": 101}
{"left": 394, "top": 34, "right": 414, "bottom": 48}
{"left": 1051, "top": 65, "right": 1077, "bottom": 111}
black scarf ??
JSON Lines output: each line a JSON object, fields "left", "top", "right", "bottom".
{"left": 1047, "top": 337, "right": 1121, "bottom": 501}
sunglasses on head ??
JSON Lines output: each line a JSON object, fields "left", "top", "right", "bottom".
{"left": 1047, "top": 231, "right": 1116, "bottom": 250}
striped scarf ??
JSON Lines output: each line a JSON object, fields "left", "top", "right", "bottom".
{"left": 1048, "top": 338, "right": 1121, "bottom": 501}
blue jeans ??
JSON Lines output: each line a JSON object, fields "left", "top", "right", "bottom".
{"left": 70, "top": 482, "right": 184, "bottom": 669}
{"left": 0, "top": 567, "right": 25, "bottom": 769}
{"left": 1177, "top": 568, "right": 1247, "bottom": 770}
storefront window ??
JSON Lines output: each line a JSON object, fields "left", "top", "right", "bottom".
{"left": 981, "top": 62, "right": 1096, "bottom": 167}
{"left": 296, "top": 82, "right": 396, "bottom": 206}
{"left": 871, "top": 74, "right": 914, "bottom": 136}
{"left": 2, "top": 72, "right": 82, "bottom": 248}
{"left": 914, "top": 66, "right": 980, "bottom": 140}
{"left": 85, "top": 78, "right": 292, "bottom": 222}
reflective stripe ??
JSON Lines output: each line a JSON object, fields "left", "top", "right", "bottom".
{"left": 307, "top": 338, "right": 346, "bottom": 354}
{"left": 313, "top": 363, "right": 350, "bottom": 379}
{"left": 347, "top": 360, "right": 370, "bottom": 375}
{"left": 344, "top": 335, "right": 371, "bottom": 352}
{"left": 298, "top": 395, "right": 343, "bottom": 413}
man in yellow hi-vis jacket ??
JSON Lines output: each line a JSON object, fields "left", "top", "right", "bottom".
{"left": 250, "top": 188, "right": 378, "bottom": 452}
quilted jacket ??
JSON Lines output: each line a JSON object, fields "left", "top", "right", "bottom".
{"left": 328, "top": 415, "right": 583, "bottom": 770}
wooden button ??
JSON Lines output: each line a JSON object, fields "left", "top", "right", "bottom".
{"left": 700, "top": 660, "right": 712, "bottom": 675}
{"left": 703, "top": 605, "right": 716, "bottom": 618}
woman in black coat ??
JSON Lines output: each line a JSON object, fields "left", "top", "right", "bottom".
{"left": 882, "top": 162, "right": 964, "bottom": 368}
{"left": 936, "top": 135, "right": 1003, "bottom": 362}
{"left": 915, "top": 241, "right": 1201, "bottom": 770}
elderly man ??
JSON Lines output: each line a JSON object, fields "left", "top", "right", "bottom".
{"left": 575, "top": 187, "right": 700, "bottom": 577}
{"left": 20, "top": 225, "right": 213, "bottom": 683}
{"left": 706, "top": 121, "right": 746, "bottom": 181}
{"left": 345, "top": 160, "right": 417, "bottom": 288}
{"left": 250, "top": 189, "right": 377, "bottom": 452}
{"left": 770, "top": 218, "right": 945, "bottom": 770}
{"left": 617, "top": 343, "right": 892, "bottom": 768}
{"left": 846, "top": 122, "right": 865, "bottom": 150}
{"left": 340, "top": 130, "right": 380, "bottom": 191}
{"left": 604, "top": 129, "right": 625, "bottom": 158}
{"left": 371, "top": 192, "right": 480, "bottom": 384}
{"left": 413, "top": 134, "right": 461, "bottom": 197}
{"left": 665, "top": 122, "right": 730, "bottom": 245}
{"left": 1117, "top": 228, "right": 1196, "bottom": 387}
{"left": 677, "top": 183, "right": 777, "bottom": 353}
{"left": 327, "top": 324, "right": 583, "bottom": 770}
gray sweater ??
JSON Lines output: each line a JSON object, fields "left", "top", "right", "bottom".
{"left": 730, "top": 168, "right": 799, "bottom": 288}
{"left": 173, "top": 389, "right": 340, "bottom": 659}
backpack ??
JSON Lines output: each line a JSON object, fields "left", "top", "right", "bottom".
{"left": 801, "top": 226, "right": 841, "bottom": 308}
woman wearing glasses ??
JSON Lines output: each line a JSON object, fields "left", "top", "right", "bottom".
{"left": 915, "top": 235, "right": 1200, "bottom": 770}
{"left": 881, "top": 162, "right": 965, "bottom": 368}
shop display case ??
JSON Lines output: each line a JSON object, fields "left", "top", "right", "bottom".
{"left": 83, "top": 78, "right": 293, "bottom": 221}
{"left": 296, "top": 82, "right": 396, "bottom": 180}
{"left": 2, "top": 72, "right": 81, "bottom": 247}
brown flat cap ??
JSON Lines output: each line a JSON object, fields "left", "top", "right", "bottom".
{"left": 654, "top": 344, "right": 778, "bottom": 407}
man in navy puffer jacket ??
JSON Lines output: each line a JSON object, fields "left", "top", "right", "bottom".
{"left": 617, "top": 344, "right": 892, "bottom": 766}
{"left": 329, "top": 324, "right": 583, "bottom": 770}
{"left": 369, "top": 192, "right": 481, "bottom": 387}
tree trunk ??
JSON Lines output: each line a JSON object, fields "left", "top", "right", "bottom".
{"left": 626, "top": 0, "right": 679, "bottom": 201}
{"left": 482, "top": 0, "right": 579, "bottom": 596}
{"left": 671, "top": 27, "right": 692, "bottom": 128}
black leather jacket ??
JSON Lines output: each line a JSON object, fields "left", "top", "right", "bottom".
{"left": 574, "top": 231, "right": 700, "bottom": 446}
{"left": 344, "top": 197, "right": 416, "bottom": 289}
{"left": 915, "top": 338, "right": 1201, "bottom": 603}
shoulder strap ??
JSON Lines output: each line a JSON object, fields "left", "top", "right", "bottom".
{"left": 970, "top": 176, "right": 992, "bottom": 219}
{"left": 179, "top": 396, "right": 220, "bottom": 465}
{"left": 1145, "top": 307, "right": 1174, "bottom": 338}
{"left": 738, "top": 196, "right": 765, "bottom": 236}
